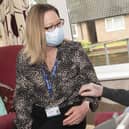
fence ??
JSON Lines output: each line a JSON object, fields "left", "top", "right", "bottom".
{"left": 88, "top": 38, "right": 129, "bottom": 65}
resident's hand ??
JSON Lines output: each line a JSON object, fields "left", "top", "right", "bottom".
{"left": 79, "top": 83, "right": 103, "bottom": 97}
{"left": 63, "top": 101, "right": 89, "bottom": 126}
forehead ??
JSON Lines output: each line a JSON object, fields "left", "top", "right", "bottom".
{"left": 44, "top": 10, "right": 60, "bottom": 26}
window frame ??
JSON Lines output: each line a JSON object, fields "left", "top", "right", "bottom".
{"left": 105, "top": 16, "right": 125, "bottom": 32}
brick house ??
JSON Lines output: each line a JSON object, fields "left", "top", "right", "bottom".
{"left": 67, "top": 0, "right": 129, "bottom": 43}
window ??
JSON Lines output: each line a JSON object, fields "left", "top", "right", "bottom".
{"left": 71, "top": 24, "right": 78, "bottom": 40}
{"left": 105, "top": 16, "right": 125, "bottom": 32}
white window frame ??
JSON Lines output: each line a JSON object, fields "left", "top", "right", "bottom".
{"left": 105, "top": 16, "right": 125, "bottom": 32}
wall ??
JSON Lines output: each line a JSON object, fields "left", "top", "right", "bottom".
{"left": 95, "top": 14, "right": 129, "bottom": 42}
{"left": 76, "top": 22, "right": 90, "bottom": 41}
{"left": 81, "top": 23, "right": 90, "bottom": 41}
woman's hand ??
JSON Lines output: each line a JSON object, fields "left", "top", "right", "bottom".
{"left": 79, "top": 83, "right": 103, "bottom": 97}
{"left": 63, "top": 101, "right": 89, "bottom": 126}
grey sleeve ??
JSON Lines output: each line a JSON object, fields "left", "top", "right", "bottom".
{"left": 102, "top": 87, "right": 129, "bottom": 106}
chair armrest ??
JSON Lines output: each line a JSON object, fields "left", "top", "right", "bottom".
{"left": 0, "top": 112, "right": 16, "bottom": 129}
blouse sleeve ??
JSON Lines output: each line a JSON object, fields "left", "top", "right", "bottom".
{"left": 73, "top": 42, "right": 101, "bottom": 111}
{"left": 14, "top": 52, "right": 35, "bottom": 129}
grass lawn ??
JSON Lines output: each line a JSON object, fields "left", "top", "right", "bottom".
{"left": 91, "top": 40, "right": 127, "bottom": 50}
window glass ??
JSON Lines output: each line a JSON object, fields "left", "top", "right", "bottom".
{"left": 71, "top": 24, "right": 78, "bottom": 40}
{"left": 105, "top": 16, "right": 125, "bottom": 32}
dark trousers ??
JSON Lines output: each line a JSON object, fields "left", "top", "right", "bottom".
{"left": 14, "top": 104, "right": 86, "bottom": 129}
{"left": 14, "top": 118, "right": 86, "bottom": 129}
{"left": 32, "top": 104, "right": 86, "bottom": 129}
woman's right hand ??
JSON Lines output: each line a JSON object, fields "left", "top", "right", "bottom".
{"left": 79, "top": 83, "right": 103, "bottom": 97}
{"left": 63, "top": 101, "right": 89, "bottom": 126}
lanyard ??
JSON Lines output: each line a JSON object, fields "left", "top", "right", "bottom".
{"left": 42, "top": 60, "right": 58, "bottom": 97}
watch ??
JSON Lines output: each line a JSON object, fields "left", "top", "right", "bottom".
{"left": 89, "top": 100, "right": 99, "bottom": 112}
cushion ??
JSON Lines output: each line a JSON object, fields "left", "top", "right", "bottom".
{"left": 0, "top": 82, "right": 14, "bottom": 113}
{"left": 0, "top": 45, "right": 22, "bottom": 112}
{"left": 0, "top": 45, "right": 22, "bottom": 89}
{"left": 0, "top": 112, "right": 16, "bottom": 129}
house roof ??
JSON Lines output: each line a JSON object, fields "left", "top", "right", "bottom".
{"left": 67, "top": 0, "right": 129, "bottom": 23}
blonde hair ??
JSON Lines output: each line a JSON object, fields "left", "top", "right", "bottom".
{"left": 24, "top": 4, "right": 60, "bottom": 64}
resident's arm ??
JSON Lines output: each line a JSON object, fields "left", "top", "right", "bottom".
{"left": 79, "top": 83, "right": 129, "bottom": 106}
{"left": 103, "top": 87, "right": 129, "bottom": 106}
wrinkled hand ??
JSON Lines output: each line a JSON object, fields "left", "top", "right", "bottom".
{"left": 79, "top": 83, "right": 103, "bottom": 97}
{"left": 63, "top": 101, "right": 89, "bottom": 126}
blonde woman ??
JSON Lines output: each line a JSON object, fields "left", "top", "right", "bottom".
{"left": 14, "top": 3, "right": 100, "bottom": 129}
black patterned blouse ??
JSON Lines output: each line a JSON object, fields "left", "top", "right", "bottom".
{"left": 14, "top": 41, "right": 99, "bottom": 129}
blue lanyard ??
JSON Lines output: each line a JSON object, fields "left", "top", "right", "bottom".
{"left": 42, "top": 60, "right": 58, "bottom": 97}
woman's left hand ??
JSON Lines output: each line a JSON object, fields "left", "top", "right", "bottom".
{"left": 63, "top": 101, "right": 90, "bottom": 126}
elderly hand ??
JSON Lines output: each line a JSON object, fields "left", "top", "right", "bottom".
{"left": 63, "top": 101, "right": 89, "bottom": 126}
{"left": 79, "top": 83, "right": 103, "bottom": 97}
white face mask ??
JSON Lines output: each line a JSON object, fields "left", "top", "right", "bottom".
{"left": 45, "top": 27, "right": 64, "bottom": 47}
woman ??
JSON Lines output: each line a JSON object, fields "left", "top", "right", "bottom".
{"left": 79, "top": 83, "right": 129, "bottom": 106}
{"left": 14, "top": 3, "right": 100, "bottom": 129}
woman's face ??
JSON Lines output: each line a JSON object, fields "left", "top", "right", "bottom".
{"left": 44, "top": 10, "right": 60, "bottom": 32}
{"left": 43, "top": 10, "right": 64, "bottom": 47}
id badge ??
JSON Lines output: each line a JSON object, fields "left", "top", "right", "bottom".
{"left": 45, "top": 106, "right": 61, "bottom": 118}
